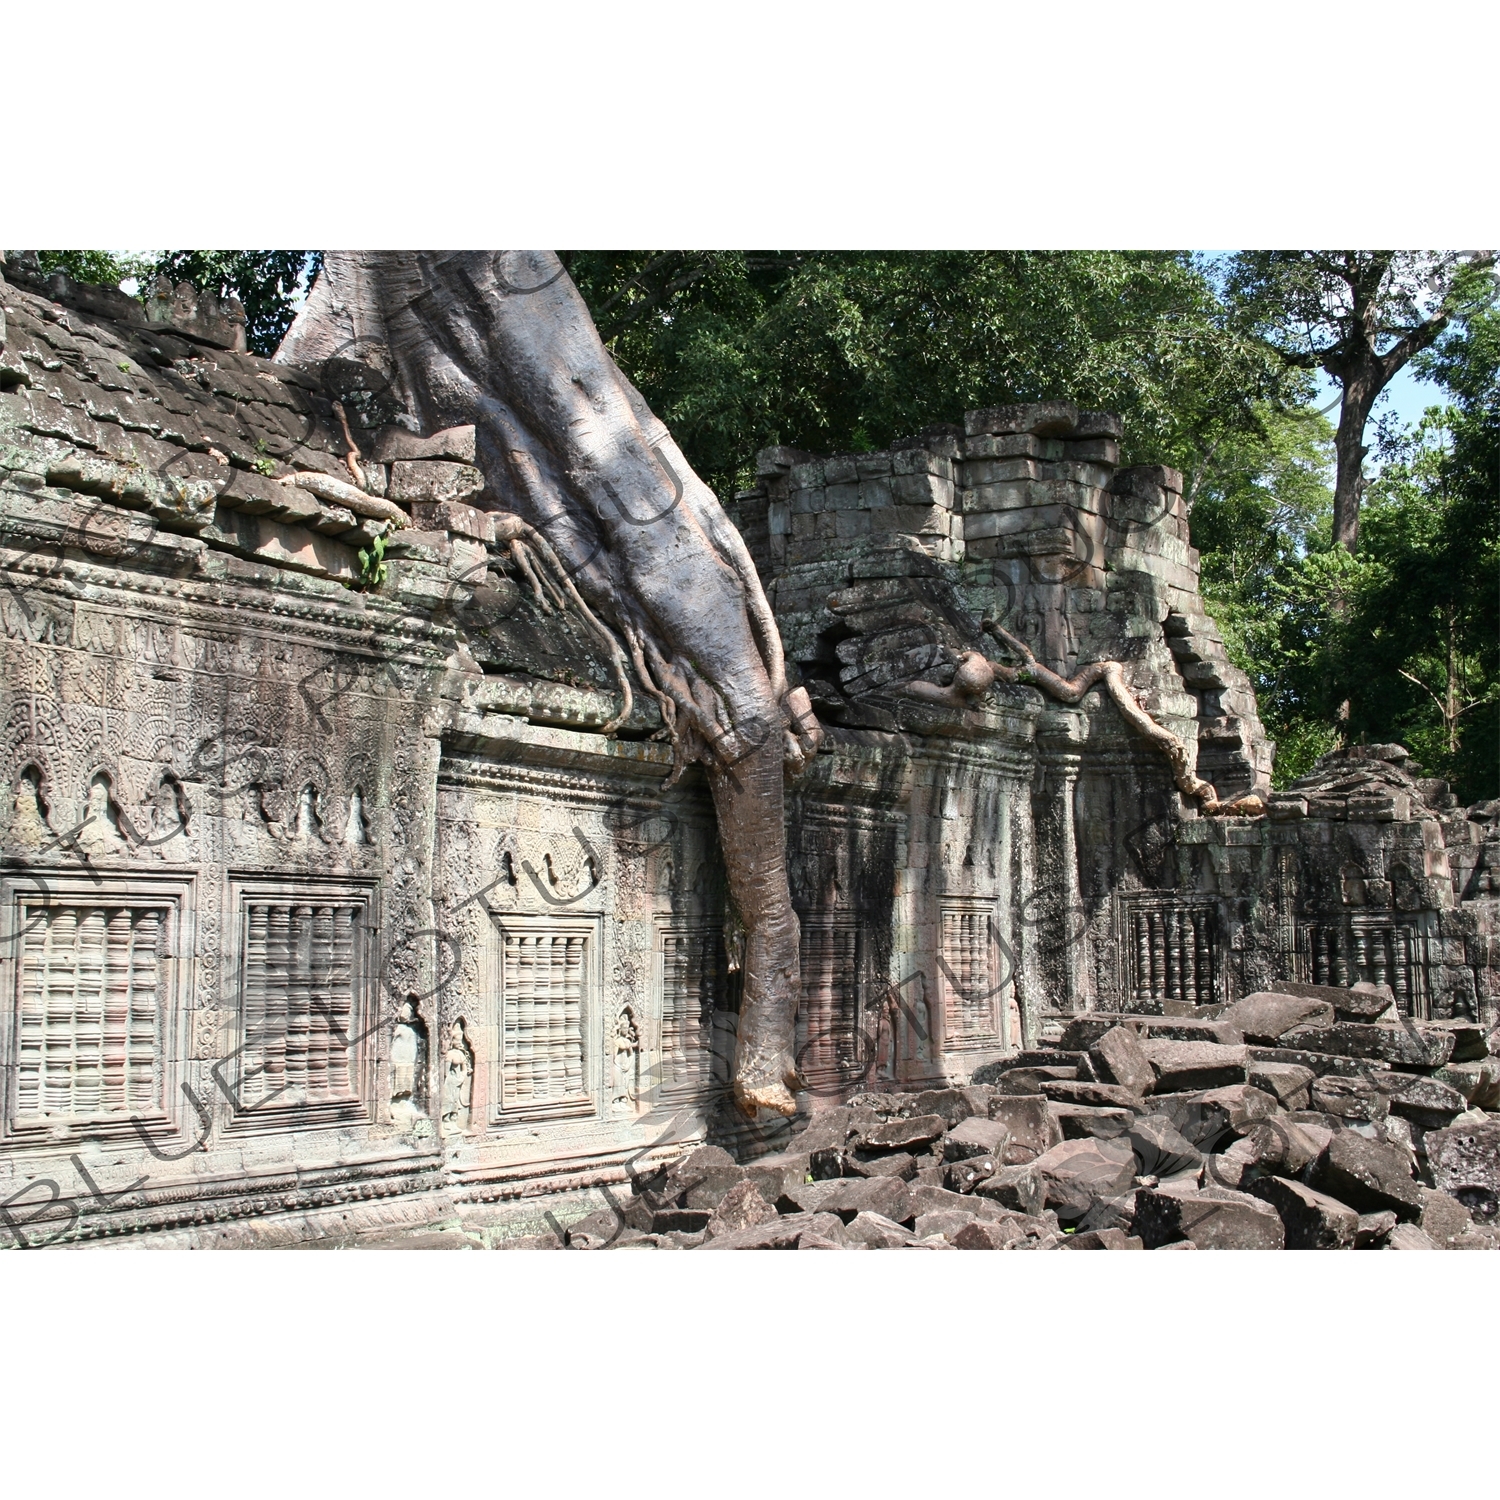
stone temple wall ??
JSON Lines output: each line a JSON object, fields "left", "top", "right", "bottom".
{"left": 0, "top": 260, "right": 1494, "bottom": 1245}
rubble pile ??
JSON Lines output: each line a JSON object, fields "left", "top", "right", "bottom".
{"left": 532, "top": 980, "right": 1499, "bottom": 1249}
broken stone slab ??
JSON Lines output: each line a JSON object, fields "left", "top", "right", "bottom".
{"left": 848, "top": 1150, "right": 920, "bottom": 1180}
{"left": 1137, "top": 1017, "right": 1246, "bottom": 1046}
{"left": 1373, "top": 1073, "right": 1468, "bottom": 1129}
{"left": 911, "top": 1086, "right": 981, "bottom": 1128}
{"left": 1270, "top": 979, "right": 1394, "bottom": 1022}
{"left": 994, "top": 1065, "right": 1079, "bottom": 1094}
{"left": 790, "top": 1105, "right": 879, "bottom": 1155}
{"left": 1310, "top": 1131, "right": 1423, "bottom": 1219}
{"left": 1240, "top": 1116, "right": 1327, "bottom": 1178}
{"left": 945, "top": 1156, "right": 998, "bottom": 1194}
{"left": 1089, "top": 1024, "right": 1156, "bottom": 1095}
{"left": 943, "top": 1117, "right": 1013, "bottom": 1162}
{"left": 953, "top": 1220, "right": 1027, "bottom": 1249}
{"left": 1423, "top": 1119, "right": 1500, "bottom": 1222}
{"left": 565, "top": 1209, "right": 628, "bottom": 1248}
{"left": 704, "top": 1181, "right": 779, "bottom": 1240}
{"left": 779, "top": 1174, "right": 913, "bottom": 1225}
{"left": 842, "top": 1211, "right": 921, "bottom": 1249}
{"left": 845, "top": 1091, "right": 921, "bottom": 1119}
{"left": 1418, "top": 1186, "right": 1474, "bottom": 1248}
{"left": 650, "top": 1207, "right": 714, "bottom": 1234}
{"left": 1355, "top": 1210, "right": 1398, "bottom": 1248}
{"left": 1128, "top": 1114, "right": 1205, "bottom": 1178}
{"left": 681, "top": 1165, "right": 751, "bottom": 1210}
{"left": 1052, "top": 1104, "right": 1135, "bottom": 1140}
{"left": 854, "top": 1113, "right": 948, "bottom": 1152}
{"left": 1039, "top": 1079, "right": 1150, "bottom": 1111}
{"left": 906, "top": 1183, "right": 1016, "bottom": 1223}
{"left": 1060, "top": 1015, "right": 1141, "bottom": 1052}
{"left": 1432, "top": 1059, "right": 1500, "bottom": 1110}
{"left": 1034, "top": 1137, "right": 1138, "bottom": 1223}
{"left": 1133, "top": 1186, "right": 1285, "bottom": 1250}
{"left": 987, "top": 1094, "right": 1062, "bottom": 1162}
{"left": 796, "top": 1231, "right": 849, "bottom": 1250}
{"left": 1279, "top": 1022, "right": 1454, "bottom": 1069}
{"left": 1425, "top": 1021, "right": 1492, "bottom": 1064}
{"left": 743, "top": 1151, "right": 812, "bottom": 1204}
{"left": 1143, "top": 1089, "right": 1276, "bottom": 1153}
{"left": 1142, "top": 1040, "right": 1249, "bottom": 1092}
{"left": 1247, "top": 1061, "right": 1316, "bottom": 1110}
{"left": 1248, "top": 1045, "right": 1392, "bottom": 1080}
{"left": 1248, "top": 1177, "right": 1359, "bottom": 1249}
{"left": 1060, "top": 1228, "right": 1144, "bottom": 1249}
{"left": 660, "top": 1144, "right": 740, "bottom": 1205}
{"left": 1310, "top": 1074, "right": 1388, "bottom": 1123}
{"left": 1220, "top": 991, "right": 1336, "bottom": 1043}
{"left": 972, "top": 1163, "right": 1045, "bottom": 1217}
{"left": 699, "top": 1210, "right": 846, "bottom": 1249}
{"left": 1385, "top": 1223, "right": 1441, "bottom": 1250}
{"left": 914, "top": 1209, "right": 984, "bottom": 1242}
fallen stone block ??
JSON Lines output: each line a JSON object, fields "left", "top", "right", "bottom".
{"left": 1418, "top": 1187, "right": 1474, "bottom": 1247}
{"left": 1386, "top": 1223, "right": 1441, "bottom": 1250}
{"left": 565, "top": 1210, "right": 626, "bottom": 1249}
{"left": 1196, "top": 1083, "right": 1281, "bottom": 1132}
{"left": 906, "top": 1183, "right": 1014, "bottom": 1223}
{"left": 1089, "top": 1024, "right": 1156, "bottom": 1095}
{"left": 1034, "top": 1137, "right": 1138, "bottom": 1223}
{"left": 1424, "top": 1119, "right": 1500, "bottom": 1223}
{"left": 945, "top": 1156, "right": 998, "bottom": 1194}
{"left": 1142, "top": 1040, "right": 1249, "bottom": 1092}
{"left": 842, "top": 1211, "right": 920, "bottom": 1249}
{"left": 1052, "top": 1104, "right": 1134, "bottom": 1140}
{"left": 743, "top": 1151, "right": 812, "bottom": 1204}
{"left": 1355, "top": 1211, "right": 1398, "bottom": 1248}
{"left": 795, "top": 1232, "right": 848, "bottom": 1250}
{"left": 1240, "top": 1116, "right": 1326, "bottom": 1177}
{"left": 855, "top": 1113, "right": 948, "bottom": 1152}
{"left": 1310, "top": 1074, "right": 1387, "bottom": 1123}
{"left": 1432, "top": 1059, "right": 1500, "bottom": 1110}
{"left": 1279, "top": 1022, "right": 1454, "bottom": 1069}
{"left": 1133, "top": 1186, "right": 1284, "bottom": 1250}
{"left": 953, "top": 1220, "right": 1026, "bottom": 1249}
{"left": 661, "top": 1144, "right": 740, "bottom": 1204}
{"left": 972, "top": 1163, "right": 1045, "bottom": 1217}
{"left": 704, "top": 1181, "right": 779, "bottom": 1240}
{"left": 1247, "top": 1060, "right": 1316, "bottom": 1109}
{"left": 1248, "top": 1045, "right": 1391, "bottom": 1079}
{"left": 988, "top": 1094, "right": 1062, "bottom": 1162}
{"left": 1060, "top": 1015, "right": 1141, "bottom": 1052}
{"left": 1128, "top": 1114, "right": 1205, "bottom": 1178}
{"left": 914, "top": 1209, "right": 983, "bottom": 1241}
{"left": 1040, "top": 1080, "right": 1150, "bottom": 1111}
{"left": 1249, "top": 1176, "right": 1358, "bottom": 1249}
{"left": 700, "top": 1210, "right": 846, "bottom": 1250}
{"left": 1311, "top": 1131, "right": 1423, "bottom": 1219}
{"left": 1374, "top": 1073, "right": 1469, "bottom": 1129}
{"left": 1426, "top": 1021, "right": 1491, "bottom": 1064}
{"left": 1270, "top": 979, "right": 1393, "bottom": 1022}
{"left": 995, "top": 1066, "right": 1079, "bottom": 1094}
{"left": 912, "top": 1086, "right": 979, "bottom": 1128}
{"left": 682, "top": 1165, "right": 751, "bottom": 1210}
{"left": 1061, "top": 1228, "right": 1144, "bottom": 1249}
{"left": 1138, "top": 1017, "right": 1246, "bottom": 1046}
{"left": 781, "top": 1174, "right": 913, "bottom": 1225}
{"left": 1220, "top": 991, "right": 1336, "bottom": 1043}
{"left": 943, "top": 1117, "right": 1013, "bottom": 1161}
{"left": 789, "top": 1105, "right": 876, "bottom": 1155}
{"left": 650, "top": 1207, "right": 713, "bottom": 1234}
{"left": 848, "top": 1150, "right": 919, "bottom": 1180}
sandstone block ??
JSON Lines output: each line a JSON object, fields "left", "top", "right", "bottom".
{"left": 1220, "top": 991, "right": 1335, "bottom": 1043}
{"left": 1089, "top": 1023, "right": 1156, "bottom": 1095}
{"left": 1248, "top": 1177, "right": 1358, "bottom": 1249}
{"left": 1142, "top": 1040, "right": 1248, "bottom": 1092}
{"left": 1311, "top": 1131, "right": 1422, "bottom": 1219}
{"left": 987, "top": 1094, "right": 1062, "bottom": 1163}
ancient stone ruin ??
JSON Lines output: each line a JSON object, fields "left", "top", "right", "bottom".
{"left": 0, "top": 250, "right": 1495, "bottom": 1249}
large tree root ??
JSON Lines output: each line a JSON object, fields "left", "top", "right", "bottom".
{"left": 900, "top": 622, "right": 1263, "bottom": 817}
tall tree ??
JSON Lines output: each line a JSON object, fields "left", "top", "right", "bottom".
{"left": 563, "top": 251, "right": 1301, "bottom": 502}
{"left": 1226, "top": 251, "right": 1496, "bottom": 551}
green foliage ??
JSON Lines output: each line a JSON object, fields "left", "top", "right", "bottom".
{"left": 563, "top": 251, "right": 1304, "bottom": 501}
{"left": 35, "top": 250, "right": 154, "bottom": 289}
{"left": 147, "top": 251, "right": 321, "bottom": 356}
{"left": 355, "top": 531, "right": 388, "bottom": 592}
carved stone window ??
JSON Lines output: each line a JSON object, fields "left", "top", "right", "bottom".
{"left": 938, "top": 901, "right": 1002, "bottom": 1050}
{"left": 1300, "top": 917, "right": 1427, "bottom": 1019}
{"left": 2, "top": 872, "right": 192, "bottom": 1144}
{"left": 656, "top": 921, "right": 732, "bottom": 1100}
{"left": 491, "top": 918, "right": 597, "bottom": 1120}
{"left": 1122, "top": 893, "right": 1218, "bottom": 1009}
{"left": 228, "top": 880, "right": 376, "bottom": 1129}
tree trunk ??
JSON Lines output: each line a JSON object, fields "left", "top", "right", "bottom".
{"left": 1331, "top": 363, "right": 1378, "bottom": 553}
{"left": 278, "top": 251, "right": 816, "bottom": 1117}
